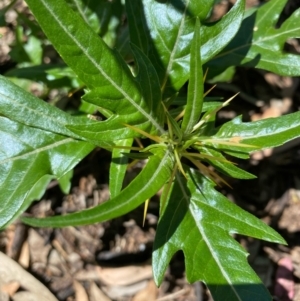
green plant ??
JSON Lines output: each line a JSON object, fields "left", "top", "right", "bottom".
{"left": 1, "top": 0, "right": 300, "bottom": 300}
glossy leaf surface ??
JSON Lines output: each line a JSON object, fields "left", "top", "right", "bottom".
{"left": 213, "top": 112, "right": 300, "bottom": 152}
{"left": 22, "top": 149, "right": 173, "bottom": 227}
{"left": 127, "top": 0, "right": 244, "bottom": 94}
{"left": 109, "top": 138, "right": 133, "bottom": 198}
{"left": 25, "top": 0, "right": 164, "bottom": 139}
{"left": 0, "top": 117, "right": 93, "bottom": 228}
{"left": 0, "top": 76, "right": 93, "bottom": 139}
{"left": 197, "top": 146, "right": 256, "bottom": 179}
{"left": 208, "top": 0, "right": 300, "bottom": 76}
{"left": 153, "top": 169, "right": 285, "bottom": 300}
{"left": 1, "top": 1, "right": 300, "bottom": 300}
{"left": 181, "top": 18, "right": 203, "bottom": 134}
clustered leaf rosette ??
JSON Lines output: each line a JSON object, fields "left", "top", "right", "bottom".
{"left": 1, "top": 0, "right": 300, "bottom": 300}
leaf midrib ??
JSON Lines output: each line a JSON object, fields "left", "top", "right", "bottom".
{"left": 71, "top": 0, "right": 89, "bottom": 25}
{"left": 176, "top": 175, "right": 242, "bottom": 300}
{"left": 24, "top": 149, "right": 172, "bottom": 227}
{"left": 255, "top": 0, "right": 280, "bottom": 28}
{"left": 0, "top": 137, "right": 74, "bottom": 164}
{"left": 214, "top": 26, "right": 299, "bottom": 60}
{"left": 0, "top": 92, "right": 73, "bottom": 133}
{"left": 160, "top": 0, "right": 190, "bottom": 92}
{"left": 215, "top": 121, "right": 300, "bottom": 142}
{"left": 39, "top": 0, "right": 164, "bottom": 134}
{"left": 75, "top": 150, "right": 171, "bottom": 223}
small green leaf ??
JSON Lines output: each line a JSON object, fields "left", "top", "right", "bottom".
{"left": 22, "top": 148, "right": 174, "bottom": 227}
{"left": 58, "top": 169, "right": 73, "bottom": 194}
{"left": 24, "top": 36, "right": 43, "bottom": 65}
{"left": 200, "top": 0, "right": 245, "bottom": 63}
{"left": 153, "top": 169, "right": 285, "bottom": 300}
{"left": 214, "top": 112, "right": 300, "bottom": 152}
{"left": 208, "top": 0, "right": 300, "bottom": 76}
{"left": 182, "top": 18, "right": 203, "bottom": 134}
{"left": 66, "top": 45, "right": 166, "bottom": 142}
{"left": 109, "top": 138, "right": 133, "bottom": 198}
{"left": 197, "top": 146, "right": 256, "bottom": 179}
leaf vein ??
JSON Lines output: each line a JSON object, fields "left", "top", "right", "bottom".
{"left": 40, "top": 0, "right": 164, "bottom": 134}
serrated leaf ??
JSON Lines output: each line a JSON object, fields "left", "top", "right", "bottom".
{"left": 182, "top": 18, "right": 203, "bottom": 134}
{"left": 213, "top": 112, "right": 300, "bottom": 152}
{"left": 0, "top": 117, "right": 94, "bottom": 228}
{"left": 208, "top": 0, "right": 300, "bottom": 76}
{"left": 153, "top": 168, "right": 285, "bottom": 300}
{"left": 22, "top": 148, "right": 174, "bottom": 227}
{"left": 25, "top": 0, "right": 164, "bottom": 139}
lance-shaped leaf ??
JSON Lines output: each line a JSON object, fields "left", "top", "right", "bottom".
{"left": 109, "top": 138, "right": 133, "bottom": 198}
{"left": 126, "top": 0, "right": 244, "bottom": 94}
{"left": 196, "top": 146, "right": 256, "bottom": 179}
{"left": 25, "top": 0, "right": 164, "bottom": 139}
{"left": 212, "top": 112, "right": 300, "bottom": 153}
{"left": 181, "top": 18, "right": 203, "bottom": 134}
{"left": 153, "top": 169, "right": 285, "bottom": 300}
{"left": 0, "top": 76, "right": 113, "bottom": 148}
{"left": 67, "top": 44, "right": 165, "bottom": 142}
{"left": 125, "top": 0, "right": 150, "bottom": 55}
{"left": 0, "top": 117, "right": 94, "bottom": 229}
{"left": 22, "top": 148, "right": 174, "bottom": 228}
{"left": 208, "top": 0, "right": 300, "bottom": 76}
{"left": 200, "top": 0, "right": 245, "bottom": 64}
